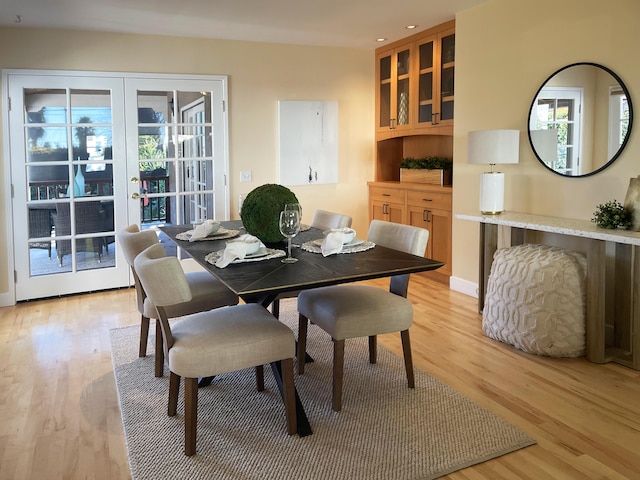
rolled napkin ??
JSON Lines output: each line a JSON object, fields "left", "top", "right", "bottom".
{"left": 189, "top": 219, "right": 221, "bottom": 242}
{"left": 215, "top": 234, "right": 263, "bottom": 268}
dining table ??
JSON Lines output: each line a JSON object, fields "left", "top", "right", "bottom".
{"left": 159, "top": 220, "right": 444, "bottom": 436}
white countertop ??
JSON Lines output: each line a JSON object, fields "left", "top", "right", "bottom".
{"left": 456, "top": 211, "right": 640, "bottom": 246}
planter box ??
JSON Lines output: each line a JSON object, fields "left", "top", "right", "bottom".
{"left": 400, "top": 168, "right": 451, "bottom": 186}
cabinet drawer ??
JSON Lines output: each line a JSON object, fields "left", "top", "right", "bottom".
{"left": 370, "top": 187, "right": 405, "bottom": 204}
{"left": 407, "top": 190, "right": 451, "bottom": 211}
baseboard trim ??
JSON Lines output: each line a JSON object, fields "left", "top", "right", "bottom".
{"left": 449, "top": 276, "right": 478, "bottom": 298}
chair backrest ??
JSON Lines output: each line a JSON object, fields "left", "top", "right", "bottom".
{"left": 367, "top": 220, "right": 429, "bottom": 297}
{"left": 311, "top": 209, "right": 353, "bottom": 231}
{"left": 134, "top": 243, "right": 193, "bottom": 350}
{"left": 367, "top": 220, "right": 428, "bottom": 256}
{"left": 116, "top": 224, "right": 160, "bottom": 267}
{"left": 116, "top": 225, "right": 161, "bottom": 312}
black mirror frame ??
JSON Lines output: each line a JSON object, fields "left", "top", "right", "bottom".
{"left": 528, "top": 62, "right": 634, "bottom": 178}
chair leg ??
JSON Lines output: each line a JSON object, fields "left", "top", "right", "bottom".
{"left": 168, "top": 372, "right": 180, "bottom": 416}
{"left": 297, "top": 314, "right": 309, "bottom": 374}
{"left": 256, "top": 365, "right": 264, "bottom": 391}
{"left": 184, "top": 377, "right": 198, "bottom": 456}
{"left": 155, "top": 320, "right": 164, "bottom": 377}
{"left": 281, "top": 358, "right": 297, "bottom": 435}
{"left": 272, "top": 298, "right": 280, "bottom": 319}
{"left": 139, "top": 314, "right": 150, "bottom": 357}
{"left": 368, "top": 335, "right": 377, "bottom": 364}
{"left": 332, "top": 339, "right": 345, "bottom": 412}
{"left": 400, "top": 330, "right": 415, "bottom": 389}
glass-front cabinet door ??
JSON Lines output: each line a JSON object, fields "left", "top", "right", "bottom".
{"left": 376, "top": 46, "right": 412, "bottom": 135}
{"left": 416, "top": 29, "right": 455, "bottom": 130}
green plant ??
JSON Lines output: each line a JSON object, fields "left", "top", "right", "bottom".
{"left": 400, "top": 156, "right": 452, "bottom": 170}
{"left": 591, "top": 199, "right": 631, "bottom": 229}
{"left": 240, "top": 184, "right": 299, "bottom": 243}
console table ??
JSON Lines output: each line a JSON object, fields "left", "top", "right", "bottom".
{"left": 457, "top": 211, "right": 640, "bottom": 370}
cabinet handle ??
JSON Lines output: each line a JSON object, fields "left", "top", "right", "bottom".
{"left": 383, "top": 203, "right": 389, "bottom": 215}
{"left": 390, "top": 118, "right": 396, "bottom": 130}
{"left": 422, "top": 198, "right": 433, "bottom": 202}
{"left": 382, "top": 193, "right": 391, "bottom": 197}
{"left": 431, "top": 112, "right": 440, "bottom": 125}
{"left": 424, "top": 210, "right": 432, "bottom": 222}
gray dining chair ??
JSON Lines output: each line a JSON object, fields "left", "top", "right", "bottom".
{"left": 271, "top": 209, "right": 352, "bottom": 318}
{"left": 296, "top": 219, "right": 429, "bottom": 411}
{"left": 134, "top": 243, "right": 297, "bottom": 456}
{"left": 116, "top": 224, "right": 239, "bottom": 377}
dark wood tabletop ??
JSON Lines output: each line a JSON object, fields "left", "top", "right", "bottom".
{"left": 160, "top": 221, "right": 444, "bottom": 306}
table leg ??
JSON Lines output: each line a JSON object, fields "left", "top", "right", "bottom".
{"left": 271, "top": 361, "right": 312, "bottom": 437}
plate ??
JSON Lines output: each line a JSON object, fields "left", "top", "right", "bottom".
{"left": 312, "top": 238, "right": 364, "bottom": 248}
{"left": 243, "top": 247, "right": 269, "bottom": 259}
{"left": 186, "top": 227, "right": 231, "bottom": 238}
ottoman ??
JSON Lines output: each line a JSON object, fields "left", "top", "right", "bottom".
{"left": 482, "top": 243, "right": 587, "bottom": 357}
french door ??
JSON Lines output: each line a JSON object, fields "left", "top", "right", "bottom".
{"left": 6, "top": 71, "right": 229, "bottom": 301}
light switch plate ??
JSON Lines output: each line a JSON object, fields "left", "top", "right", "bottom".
{"left": 240, "top": 171, "right": 252, "bottom": 182}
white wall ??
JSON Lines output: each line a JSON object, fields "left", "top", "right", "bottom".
{"left": 452, "top": 0, "right": 640, "bottom": 291}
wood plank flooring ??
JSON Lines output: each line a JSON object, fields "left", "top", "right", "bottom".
{"left": 1, "top": 275, "right": 639, "bottom": 479}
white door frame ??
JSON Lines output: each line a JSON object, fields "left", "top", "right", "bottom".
{"left": 2, "top": 69, "right": 229, "bottom": 305}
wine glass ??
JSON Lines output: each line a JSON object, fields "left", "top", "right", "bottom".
{"left": 279, "top": 210, "right": 301, "bottom": 263}
{"left": 284, "top": 203, "right": 302, "bottom": 246}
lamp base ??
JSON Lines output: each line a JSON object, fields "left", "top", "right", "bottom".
{"left": 479, "top": 172, "right": 505, "bottom": 214}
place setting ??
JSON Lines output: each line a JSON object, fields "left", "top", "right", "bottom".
{"left": 175, "top": 219, "right": 241, "bottom": 242}
{"left": 302, "top": 227, "right": 375, "bottom": 256}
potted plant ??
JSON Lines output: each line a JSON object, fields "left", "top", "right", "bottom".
{"left": 400, "top": 156, "right": 453, "bottom": 185}
{"left": 591, "top": 199, "right": 632, "bottom": 229}
{"left": 240, "top": 184, "right": 299, "bottom": 243}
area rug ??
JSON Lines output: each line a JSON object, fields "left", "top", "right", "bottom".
{"left": 110, "top": 300, "right": 535, "bottom": 480}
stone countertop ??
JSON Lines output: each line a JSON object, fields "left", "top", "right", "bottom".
{"left": 456, "top": 211, "right": 640, "bottom": 246}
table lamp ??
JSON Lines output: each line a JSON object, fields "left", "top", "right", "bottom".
{"left": 467, "top": 129, "right": 520, "bottom": 214}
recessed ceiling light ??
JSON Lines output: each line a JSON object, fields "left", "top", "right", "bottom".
{"left": 376, "top": 38, "right": 387, "bottom": 42}
{"left": 405, "top": 25, "right": 418, "bottom": 30}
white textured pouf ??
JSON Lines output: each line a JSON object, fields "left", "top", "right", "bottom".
{"left": 482, "top": 244, "right": 587, "bottom": 357}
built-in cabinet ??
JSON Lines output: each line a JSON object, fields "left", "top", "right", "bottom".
{"left": 368, "top": 182, "right": 452, "bottom": 276}
{"left": 375, "top": 20, "right": 455, "bottom": 139}
{"left": 370, "top": 20, "right": 455, "bottom": 280}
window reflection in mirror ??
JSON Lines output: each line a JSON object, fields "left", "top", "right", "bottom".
{"left": 528, "top": 63, "right": 633, "bottom": 177}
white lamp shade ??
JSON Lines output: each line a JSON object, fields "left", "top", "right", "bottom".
{"left": 468, "top": 129, "right": 520, "bottom": 165}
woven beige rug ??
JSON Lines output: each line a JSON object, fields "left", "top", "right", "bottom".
{"left": 110, "top": 299, "right": 535, "bottom": 480}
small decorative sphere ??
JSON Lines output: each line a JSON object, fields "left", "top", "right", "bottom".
{"left": 240, "top": 184, "right": 299, "bottom": 243}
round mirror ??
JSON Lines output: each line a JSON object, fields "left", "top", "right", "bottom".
{"left": 528, "top": 62, "right": 633, "bottom": 177}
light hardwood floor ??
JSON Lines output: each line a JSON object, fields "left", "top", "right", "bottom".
{"left": 1, "top": 274, "right": 639, "bottom": 479}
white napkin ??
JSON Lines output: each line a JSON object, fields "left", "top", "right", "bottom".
{"left": 215, "top": 234, "right": 263, "bottom": 268}
{"left": 189, "top": 220, "right": 221, "bottom": 242}
{"left": 321, "top": 231, "right": 345, "bottom": 257}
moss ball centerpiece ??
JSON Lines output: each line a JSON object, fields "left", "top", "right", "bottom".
{"left": 240, "top": 184, "right": 299, "bottom": 243}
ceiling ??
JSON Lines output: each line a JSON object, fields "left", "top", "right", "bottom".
{"left": 0, "top": 0, "right": 487, "bottom": 49}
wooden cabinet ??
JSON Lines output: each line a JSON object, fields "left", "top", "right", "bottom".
{"left": 370, "top": 185, "right": 406, "bottom": 223}
{"left": 368, "top": 182, "right": 452, "bottom": 276}
{"left": 375, "top": 20, "right": 455, "bottom": 139}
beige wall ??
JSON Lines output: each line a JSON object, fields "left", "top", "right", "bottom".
{"left": 0, "top": 27, "right": 374, "bottom": 302}
{"left": 452, "top": 0, "right": 640, "bottom": 291}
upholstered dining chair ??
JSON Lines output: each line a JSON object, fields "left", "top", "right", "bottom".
{"left": 134, "top": 243, "right": 297, "bottom": 456}
{"left": 296, "top": 219, "right": 429, "bottom": 411}
{"left": 271, "top": 209, "right": 352, "bottom": 318}
{"left": 116, "top": 224, "right": 239, "bottom": 377}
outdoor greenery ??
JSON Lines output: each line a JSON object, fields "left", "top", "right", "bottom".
{"left": 591, "top": 199, "right": 631, "bottom": 229}
{"left": 400, "top": 157, "right": 453, "bottom": 170}
{"left": 240, "top": 184, "right": 299, "bottom": 243}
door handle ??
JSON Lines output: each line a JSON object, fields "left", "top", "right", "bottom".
{"left": 130, "top": 177, "right": 139, "bottom": 183}
{"left": 131, "top": 192, "right": 148, "bottom": 200}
